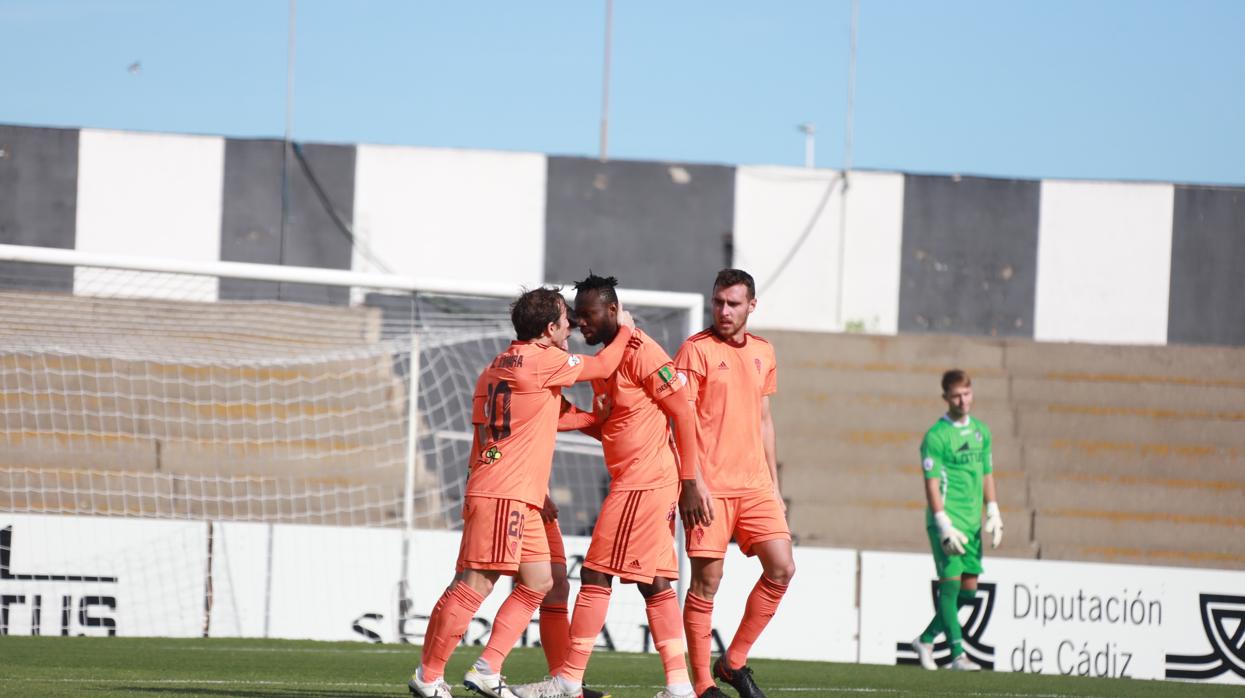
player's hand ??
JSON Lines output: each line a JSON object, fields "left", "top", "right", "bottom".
{"left": 984, "top": 501, "right": 1003, "bottom": 549}
{"left": 593, "top": 393, "right": 613, "bottom": 423}
{"left": 934, "top": 511, "right": 969, "bottom": 556}
{"left": 616, "top": 302, "right": 635, "bottom": 330}
{"left": 773, "top": 484, "right": 787, "bottom": 514}
{"left": 540, "top": 494, "right": 559, "bottom": 524}
{"left": 679, "top": 477, "right": 714, "bottom": 529}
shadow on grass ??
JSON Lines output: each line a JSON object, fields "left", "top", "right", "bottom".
{"left": 107, "top": 687, "right": 402, "bottom": 698}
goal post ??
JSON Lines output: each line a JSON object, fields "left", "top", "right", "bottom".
{"left": 0, "top": 243, "right": 702, "bottom": 641}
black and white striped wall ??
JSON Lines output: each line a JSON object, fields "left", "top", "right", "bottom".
{"left": 1, "top": 124, "right": 1241, "bottom": 346}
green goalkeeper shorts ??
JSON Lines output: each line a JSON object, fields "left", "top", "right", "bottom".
{"left": 927, "top": 525, "right": 984, "bottom": 579}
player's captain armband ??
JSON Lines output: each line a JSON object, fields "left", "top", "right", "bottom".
{"left": 922, "top": 457, "right": 935, "bottom": 472}
{"left": 567, "top": 355, "right": 582, "bottom": 367}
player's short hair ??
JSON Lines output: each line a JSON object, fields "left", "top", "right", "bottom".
{"left": 714, "top": 268, "right": 756, "bottom": 299}
{"left": 941, "top": 369, "right": 972, "bottom": 393}
{"left": 511, "top": 286, "right": 565, "bottom": 341}
{"left": 573, "top": 271, "right": 619, "bottom": 305}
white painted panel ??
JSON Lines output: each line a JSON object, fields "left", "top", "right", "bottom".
{"left": 0, "top": 513, "right": 206, "bottom": 638}
{"left": 860, "top": 551, "right": 1245, "bottom": 685}
{"left": 709, "top": 543, "right": 858, "bottom": 662}
{"left": 841, "top": 171, "right": 905, "bottom": 334}
{"left": 74, "top": 129, "right": 225, "bottom": 301}
{"left": 208, "top": 522, "right": 271, "bottom": 638}
{"left": 734, "top": 166, "right": 842, "bottom": 333}
{"left": 734, "top": 167, "right": 904, "bottom": 335}
{"left": 203, "top": 521, "right": 856, "bottom": 661}
{"left": 353, "top": 145, "right": 546, "bottom": 285}
{"left": 265, "top": 523, "right": 403, "bottom": 642}
{"left": 1034, "top": 180, "right": 1174, "bottom": 344}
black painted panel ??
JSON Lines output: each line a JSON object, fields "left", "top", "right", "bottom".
{"left": 0, "top": 125, "right": 78, "bottom": 291}
{"left": 1168, "top": 186, "right": 1245, "bottom": 346}
{"left": 219, "top": 140, "right": 355, "bottom": 304}
{"left": 898, "top": 175, "right": 1039, "bottom": 337}
{"left": 544, "top": 157, "right": 735, "bottom": 304}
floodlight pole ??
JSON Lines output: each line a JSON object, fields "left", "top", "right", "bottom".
{"left": 799, "top": 123, "right": 816, "bottom": 168}
{"left": 599, "top": 0, "right": 614, "bottom": 161}
{"left": 281, "top": 0, "right": 297, "bottom": 267}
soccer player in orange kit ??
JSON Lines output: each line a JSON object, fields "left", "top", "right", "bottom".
{"left": 674, "top": 269, "right": 795, "bottom": 698}
{"left": 512, "top": 273, "right": 712, "bottom": 698}
{"left": 408, "top": 287, "right": 634, "bottom": 698}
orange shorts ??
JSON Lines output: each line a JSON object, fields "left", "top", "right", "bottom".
{"left": 686, "top": 488, "right": 791, "bottom": 558}
{"left": 456, "top": 496, "right": 550, "bottom": 574}
{"left": 545, "top": 517, "right": 567, "bottom": 567}
{"left": 583, "top": 482, "right": 679, "bottom": 584}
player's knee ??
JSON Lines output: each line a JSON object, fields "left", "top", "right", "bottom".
{"left": 766, "top": 560, "right": 795, "bottom": 585}
{"left": 525, "top": 575, "right": 555, "bottom": 595}
{"left": 544, "top": 575, "right": 570, "bottom": 605}
{"left": 639, "top": 576, "right": 672, "bottom": 598}
{"left": 691, "top": 571, "right": 722, "bottom": 599}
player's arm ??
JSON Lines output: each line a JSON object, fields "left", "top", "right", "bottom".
{"left": 573, "top": 311, "right": 636, "bottom": 382}
{"left": 760, "top": 395, "right": 784, "bottom": 512}
{"left": 557, "top": 395, "right": 601, "bottom": 439}
{"left": 982, "top": 430, "right": 1003, "bottom": 548}
{"left": 922, "top": 437, "right": 968, "bottom": 556}
{"left": 657, "top": 386, "right": 713, "bottom": 527}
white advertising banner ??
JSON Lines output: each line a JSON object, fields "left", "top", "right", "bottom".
{"left": 0, "top": 513, "right": 207, "bottom": 638}
{"left": 389, "top": 533, "right": 858, "bottom": 663}
{"left": 860, "top": 551, "right": 1245, "bottom": 686}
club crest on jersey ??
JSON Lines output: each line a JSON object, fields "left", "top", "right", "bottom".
{"left": 975, "top": 431, "right": 983, "bottom": 442}
{"left": 754, "top": 357, "right": 762, "bottom": 374}
{"left": 483, "top": 446, "right": 503, "bottom": 464}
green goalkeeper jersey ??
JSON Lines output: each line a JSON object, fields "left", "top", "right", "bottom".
{"left": 921, "top": 415, "right": 993, "bottom": 533}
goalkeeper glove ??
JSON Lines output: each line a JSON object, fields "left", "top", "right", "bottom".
{"left": 984, "top": 501, "right": 1004, "bottom": 549}
{"left": 934, "top": 511, "right": 969, "bottom": 556}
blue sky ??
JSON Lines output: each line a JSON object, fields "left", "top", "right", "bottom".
{"left": 2, "top": 0, "right": 1242, "bottom": 184}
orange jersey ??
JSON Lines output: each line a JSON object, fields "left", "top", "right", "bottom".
{"left": 591, "top": 329, "right": 684, "bottom": 490}
{"left": 466, "top": 341, "right": 587, "bottom": 506}
{"left": 674, "top": 329, "right": 777, "bottom": 496}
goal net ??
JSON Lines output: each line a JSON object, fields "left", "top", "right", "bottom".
{"left": 0, "top": 245, "right": 702, "bottom": 643}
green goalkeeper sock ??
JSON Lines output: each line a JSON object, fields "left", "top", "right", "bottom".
{"left": 920, "top": 585, "right": 976, "bottom": 644}
{"left": 938, "top": 579, "right": 964, "bottom": 657}
{"left": 918, "top": 614, "right": 943, "bottom": 644}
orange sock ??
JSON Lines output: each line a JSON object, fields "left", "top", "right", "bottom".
{"left": 420, "top": 581, "right": 484, "bottom": 682}
{"left": 683, "top": 592, "right": 715, "bottom": 694}
{"left": 478, "top": 583, "right": 545, "bottom": 672}
{"left": 725, "top": 575, "right": 788, "bottom": 670}
{"left": 559, "top": 583, "right": 612, "bottom": 683}
{"left": 539, "top": 603, "right": 570, "bottom": 673}
{"left": 645, "top": 589, "right": 691, "bottom": 688}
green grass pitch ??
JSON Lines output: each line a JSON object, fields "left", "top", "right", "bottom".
{"left": 0, "top": 637, "right": 1240, "bottom": 697}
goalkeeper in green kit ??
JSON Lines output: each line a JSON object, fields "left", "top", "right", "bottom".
{"left": 910, "top": 369, "right": 1003, "bottom": 672}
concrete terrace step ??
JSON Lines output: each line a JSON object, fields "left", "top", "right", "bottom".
{"left": 1032, "top": 509, "right": 1245, "bottom": 556}
{"left": 775, "top": 394, "right": 1015, "bottom": 437}
{"left": 1028, "top": 475, "right": 1245, "bottom": 518}
{"left": 780, "top": 429, "right": 1023, "bottom": 472}
{"left": 783, "top": 465, "right": 1027, "bottom": 511}
{"left": 1038, "top": 544, "right": 1245, "bottom": 571}
{"left": 1010, "top": 375, "right": 1245, "bottom": 413}
{"left": 1003, "top": 340, "right": 1245, "bottom": 383}
{"left": 1023, "top": 440, "right": 1245, "bottom": 481}
{"left": 788, "top": 501, "right": 1035, "bottom": 558}
{"left": 1015, "top": 403, "right": 1245, "bottom": 446}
